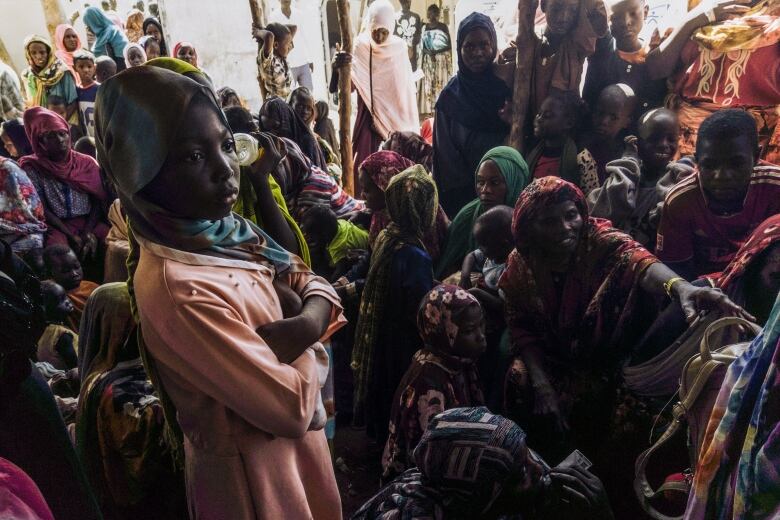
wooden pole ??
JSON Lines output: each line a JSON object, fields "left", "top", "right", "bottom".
{"left": 508, "top": 0, "right": 537, "bottom": 151}
{"left": 248, "top": 0, "right": 269, "bottom": 101}
{"left": 336, "top": 0, "right": 355, "bottom": 195}
{"left": 0, "top": 36, "right": 17, "bottom": 76}
{"left": 40, "top": 0, "right": 68, "bottom": 45}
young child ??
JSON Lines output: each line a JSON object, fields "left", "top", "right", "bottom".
{"left": 252, "top": 22, "right": 294, "bottom": 100}
{"left": 588, "top": 108, "right": 680, "bottom": 249}
{"left": 526, "top": 90, "right": 598, "bottom": 193}
{"left": 584, "top": 0, "right": 666, "bottom": 115}
{"left": 381, "top": 284, "right": 486, "bottom": 481}
{"left": 46, "top": 95, "right": 84, "bottom": 143}
{"left": 43, "top": 244, "right": 99, "bottom": 332}
{"left": 138, "top": 35, "right": 161, "bottom": 60}
{"left": 581, "top": 83, "right": 637, "bottom": 184}
{"left": 73, "top": 50, "right": 99, "bottom": 139}
{"left": 36, "top": 280, "right": 78, "bottom": 371}
{"left": 73, "top": 136, "right": 97, "bottom": 158}
{"left": 94, "top": 55, "right": 117, "bottom": 84}
{"left": 300, "top": 205, "right": 369, "bottom": 281}
{"left": 527, "top": 0, "right": 609, "bottom": 115}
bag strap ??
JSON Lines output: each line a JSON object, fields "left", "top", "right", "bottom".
{"left": 699, "top": 316, "right": 761, "bottom": 362}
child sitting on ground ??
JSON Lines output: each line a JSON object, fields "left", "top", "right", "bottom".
{"left": 36, "top": 279, "right": 78, "bottom": 371}
{"left": 43, "top": 244, "right": 99, "bottom": 332}
{"left": 73, "top": 50, "right": 99, "bottom": 138}
{"left": 381, "top": 284, "right": 486, "bottom": 482}
{"left": 526, "top": 91, "right": 598, "bottom": 193}
{"left": 252, "top": 22, "right": 294, "bottom": 100}
{"left": 581, "top": 83, "right": 637, "bottom": 183}
{"left": 584, "top": 0, "right": 666, "bottom": 116}
{"left": 588, "top": 108, "right": 681, "bottom": 249}
{"left": 300, "top": 205, "right": 369, "bottom": 281}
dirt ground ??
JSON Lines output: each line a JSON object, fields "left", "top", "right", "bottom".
{"left": 333, "top": 422, "right": 384, "bottom": 517}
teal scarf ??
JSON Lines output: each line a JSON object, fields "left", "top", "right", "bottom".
{"left": 435, "top": 146, "right": 530, "bottom": 278}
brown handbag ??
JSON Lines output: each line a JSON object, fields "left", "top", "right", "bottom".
{"left": 633, "top": 316, "right": 762, "bottom": 520}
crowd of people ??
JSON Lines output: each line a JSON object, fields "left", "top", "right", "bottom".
{"left": 1, "top": 0, "right": 780, "bottom": 518}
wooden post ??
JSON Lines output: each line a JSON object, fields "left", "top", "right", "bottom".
{"left": 508, "top": 0, "right": 537, "bottom": 151}
{"left": 40, "top": 0, "right": 68, "bottom": 45}
{"left": 0, "top": 36, "right": 17, "bottom": 76}
{"left": 248, "top": 0, "right": 269, "bottom": 101}
{"left": 336, "top": 0, "right": 355, "bottom": 195}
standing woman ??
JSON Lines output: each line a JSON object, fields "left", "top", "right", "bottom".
{"left": 434, "top": 13, "right": 510, "bottom": 217}
{"left": 53, "top": 24, "right": 83, "bottom": 86}
{"left": 418, "top": 4, "right": 452, "bottom": 119}
{"left": 95, "top": 65, "right": 345, "bottom": 519}
{"left": 351, "top": 166, "right": 437, "bottom": 444}
{"left": 83, "top": 7, "right": 129, "bottom": 70}
{"left": 21, "top": 36, "right": 78, "bottom": 118}
{"left": 142, "top": 17, "right": 169, "bottom": 57}
{"left": 331, "top": 0, "right": 419, "bottom": 192}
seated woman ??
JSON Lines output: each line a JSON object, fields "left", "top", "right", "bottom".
{"left": 436, "top": 146, "right": 530, "bottom": 279}
{"left": 352, "top": 166, "right": 438, "bottom": 445}
{"left": 499, "top": 176, "right": 748, "bottom": 467}
{"left": 260, "top": 95, "right": 327, "bottom": 170}
{"left": 76, "top": 283, "right": 185, "bottom": 518}
{"left": 21, "top": 36, "right": 78, "bottom": 117}
{"left": 83, "top": 7, "right": 128, "bottom": 69}
{"left": 0, "top": 156, "right": 47, "bottom": 256}
{"left": 313, "top": 100, "right": 339, "bottom": 155}
{"left": 19, "top": 107, "right": 108, "bottom": 256}
{"left": 356, "top": 407, "right": 614, "bottom": 520}
{"left": 381, "top": 131, "right": 434, "bottom": 173}
{"left": 94, "top": 65, "right": 345, "bottom": 518}
{"left": 276, "top": 138, "right": 364, "bottom": 219}
{"left": 381, "top": 285, "right": 486, "bottom": 481}
{"left": 359, "top": 150, "right": 448, "bottom": 263}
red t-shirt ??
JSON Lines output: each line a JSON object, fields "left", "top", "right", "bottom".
{"left": 656, "top": 162, "right": 780, "bottom": 276}
{"left": 675, "top": 41, "right": 780, "bottom": 106}
{"left": 533, "top": 155, "right": 561, "bottom": 179}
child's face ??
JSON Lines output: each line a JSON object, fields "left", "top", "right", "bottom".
{"left": 300, "top": 217, "right": 327, "bottom": 252}
{"left": 292, "top": 96, "right": 315, "bottom": 126}
{"left": 127, "top": 47, "right": 146, "bottom": 67}
{"left": 451, "top": 304, "right": 487, "bottom": 359}
{"left": 476, "top": 160, "right": 507, "bottom": 209}
{"left": 46, "top": 103, "right": 67, "bottom": 119}
{"left": 592, "top": 92, "right": 631, "bottom": 139}
{"left": 63, "top": 28, "right": 80, "bottom": 52}
{"left": 275, "top": 33, "right": 294, "bottom": 58}
{"left": 638, "top": 112, "right": 679, "bottom": 171}
{"left": 542, "top": 0, "right": 580, "bottom": 36}
{"left": 49, "top": 251, "right": 83, "bottom": 291}
{"left": 145, "top": 23, "right": 162, "bottom": 41}
{"left": 696, "top": 134, "right": 756, "bottom": 206}
{"left": 534, "top": 97, "right": 572, "bottom": 140}
{"left": 145, "top": 40, "right": 161, "bottom": 60}
{"left": 28, "top": 42, "right": 49, "bottom": 69}
{"left": 1, "top": 134, "right": 18, "bottom": 158}
{"left": 176, "top": 46, "right": 197, "bottom": 66}
{"left": 609, "top": 0, "right": 646, "bottom": 46}
{"left": 74, "top": 59, "right": 96, "bottom": 84}
{"left": 44, "top": 283, "right": 75, "bottom": 322}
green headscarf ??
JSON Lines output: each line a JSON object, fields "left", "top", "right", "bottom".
{"left": 352, "top": 165, "right": 438, "bottom": 423}
{"left": 434, "top": 146, "right": 530, "bottom": 278}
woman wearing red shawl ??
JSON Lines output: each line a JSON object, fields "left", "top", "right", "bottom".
{"left": 359, "top": 150, "right": 449, "bottom": 263}
{"left": 498, "top": 177, "right": 747, "bottom": 462}
{"left": 18, "top": 107, "right": 108, "bottom": 254}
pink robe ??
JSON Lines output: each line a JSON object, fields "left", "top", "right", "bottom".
{"left": 134, "top": 238, "right": 345, "bottom": 519}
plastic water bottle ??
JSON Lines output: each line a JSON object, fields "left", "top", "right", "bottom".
{"left": 234, "top": 133, "right": 265, "bottom": 167}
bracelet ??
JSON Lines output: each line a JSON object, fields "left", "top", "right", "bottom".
{"left": 704, "top": 8, "right": 716, "bottom": 23}
{"left": 664, "top": 277, "right": 685, "bottom": 299}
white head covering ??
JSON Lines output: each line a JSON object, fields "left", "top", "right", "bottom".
{"left": 122, "top": 42, "right": 147, "bottom": 66}
{"left": 368, "top": 0, "right": 396, "bottom": 33}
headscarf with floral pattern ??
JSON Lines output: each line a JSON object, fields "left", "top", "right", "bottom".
{"left": 418, "top": 284, "right": 480, "bottom": 353}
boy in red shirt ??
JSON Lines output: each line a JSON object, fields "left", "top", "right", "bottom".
{"left": 657, "top": 109, "right": 780, "bottom": 279}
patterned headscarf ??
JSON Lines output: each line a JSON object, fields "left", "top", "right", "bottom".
{"left": 418, "top": 284, "right": 480, "bottom": 353}
{"left": 511, "top": 176, "right": 587, "bottom": 252}
{"left": 21, "top": 36, "right": 69, "bottom": 108}
{"left": 352, "top": 165, "right": 438, "bottom": 421}
{"left": 360, "top": 150, "right": 414, "bottom": 191}
{"left": 716, "top": 214, "right": 780, "bottom": 293}
{"left": 353, "top": 407, "right": 545, "bottom": 519}
{"left": 382, "top": 131, "right": 434, "bottom": 173}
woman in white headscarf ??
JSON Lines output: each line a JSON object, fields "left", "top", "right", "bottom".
{"left": 331, "top": 0, "right": 419, "bottom": 193}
